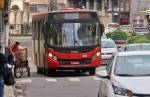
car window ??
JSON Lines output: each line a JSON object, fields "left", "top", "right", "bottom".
{"left": 141, "top": 45, "right": 150, "bottom": 50}
{"left": 102, "top": 41, "right": 117, "bottom": 48}
{"left": 127, "top": 45, "right": 150, "bottom": 51}
{"left": 121, "top": 26, "right": 132, "bottom": 30}
{"left": 108, "top": 24, "right": 119, "bottom": 28}
{"left": 114, "top": 55, "right": 150, "bottom": 76}
{"left": 135, "top": 28, "right": 149, "bottom": 33}
{"left": 127, "top": 45, "right": 141, "bottom": 51}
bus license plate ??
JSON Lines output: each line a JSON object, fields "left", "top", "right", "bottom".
{"left": 71, "top": 61, "right": 79, "bottom": 64}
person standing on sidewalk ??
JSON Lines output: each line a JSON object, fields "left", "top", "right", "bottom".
{"left": 0, "top": 45, "right": 7, "bottom": 97}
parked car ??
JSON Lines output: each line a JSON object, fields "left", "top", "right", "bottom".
{"left": 125, "top": 43, "right": 150, "bottom": 51}
{"left": 97, "top": 51, "right": 150, "bottom": 97}
{"left": 101, "top": 38, "right": 117, "bottom": 65}
{"left": 120, "top": 25, "right": 133, "bottom": 35}
{"left": 105, "top": 23, "right": 119, "bottom": 33}
{"left": 132, "top": 27, "right": 150, "bottom": 36}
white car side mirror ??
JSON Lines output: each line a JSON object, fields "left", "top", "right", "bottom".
{"left": 96, "top": 69, "right": 109, "bottom": 79}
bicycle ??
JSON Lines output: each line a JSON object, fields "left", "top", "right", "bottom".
{"left": 14, "top": 48, "right": 30, "bottom": 78}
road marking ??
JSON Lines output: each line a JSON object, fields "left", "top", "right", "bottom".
{"left": 16, "top": 80, "right": 22, "bottom": 83}
{"left": 69, "top": 78, "right": 80, "bottom": 81}
{"left": 91, "top": 76, "right": 101, "bottom": 81}
{"left": 21, "top": 78, "right": 32, "bottom": 83}
{"left": 45, "top": 78, "right": 57, "bottom": 82}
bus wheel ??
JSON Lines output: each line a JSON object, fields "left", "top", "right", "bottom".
{"left": 89, "top": 68, "right": 95, "bottom": 75}
{"left": 44, "top": 68, "right": 49, "bottom": 76}
{"left": 75, "top": 69, "right": 81, "bottom": 73}
{"left": 49, "top": 69, "right": 56, "bottom": 75}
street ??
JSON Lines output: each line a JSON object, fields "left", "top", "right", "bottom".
{"left": 11, "top": 36, "right": 104, "bottom": 97}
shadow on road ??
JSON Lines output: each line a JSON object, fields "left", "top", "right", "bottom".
{"left": 29, "top": 70, "right": 91, "bottom": 78}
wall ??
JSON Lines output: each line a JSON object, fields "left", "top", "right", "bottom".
{"left": 130, "top": 0, "right": 150, "bottom": 25}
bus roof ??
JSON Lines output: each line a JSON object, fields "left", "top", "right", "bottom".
{"left": 32, "top": 9, "right": 98, "bottom": 20}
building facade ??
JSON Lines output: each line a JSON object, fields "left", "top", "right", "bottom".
{"left": 9, "top": 0, "right": 29, "bottom": 35}
{"left": 0, "top": 0, "right": 11, "bottom": 53}
{"left": 29, "top": 0, "right": 131, "bottom": 26}
{"left": 29, "top": 0, "right": 66, "bottom": 23}
{"left": 130, "top": 0, "right": 150, "bottom": 26}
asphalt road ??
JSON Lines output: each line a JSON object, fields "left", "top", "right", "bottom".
{"left": 11, "top": 36, "right": 105, "bottom": 97}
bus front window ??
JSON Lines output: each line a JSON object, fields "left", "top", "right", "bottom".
{"left": 48, "top": 22, "right": 100, "bottom": 46}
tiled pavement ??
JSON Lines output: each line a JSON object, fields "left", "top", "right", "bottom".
{"left": 4, "top": 85, "right": 15, "bottom": 97}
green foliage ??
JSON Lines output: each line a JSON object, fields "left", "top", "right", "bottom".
{"left": 106, "top": 29, "right": 128, "bottom": 40}
{"left": 127, "top": 36, "right": 150, "bottom": 44}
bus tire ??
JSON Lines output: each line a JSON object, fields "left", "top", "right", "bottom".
{"left": 49, "top": 69, "right": 56, "bottom": 75}
{"left": 89, "top": 68, "right": 95, "bottom": 75}
{"left": 44, "top": 68, "right": 49, "bottom": 76}
{"left": 75, "top": 69, "right": 81, "bottom": 73}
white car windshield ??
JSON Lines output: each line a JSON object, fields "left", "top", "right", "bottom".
{"left": 102, "top": 41, "right": 116, "bottom": 48}
{"left": 115, "top": 55, "right": 150, "bottom": 76}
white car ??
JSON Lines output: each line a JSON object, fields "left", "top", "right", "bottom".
{"left": 101, "top": 38, "right": 117, "bottom": 64}
{"left": 97, "top": 51, "right": 150, "bottom": 97}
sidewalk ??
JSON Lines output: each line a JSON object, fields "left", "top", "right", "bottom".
{"left": 4, "top": 85, "right": 15, "bottom": 97}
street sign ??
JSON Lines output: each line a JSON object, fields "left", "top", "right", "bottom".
{"left": 0, "top": 0, "right": 4, "bottom": 9}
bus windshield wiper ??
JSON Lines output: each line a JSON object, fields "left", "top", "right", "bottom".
{"left": 116, "top": 74, "right": 135, "bottom": 76}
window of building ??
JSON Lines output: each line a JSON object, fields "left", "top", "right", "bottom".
{"left": 89, "top": 0, "right": 94, "bottom": 10}
{"left": 72, "top": 0, "right": 86, "bottom": 9}
{"left": 97, "top": 0, "right": 102, "bottom": 11}
{"left": 30, "top": 4, "right": 37, "bottom": 13}
{"left": 38, "top": 4, "right": 49, "bottom": 12}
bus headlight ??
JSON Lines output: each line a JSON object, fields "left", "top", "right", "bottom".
{"left": 96, "top": 52, "right": 100, "bottom": 56}
{"left": 49, "top": 53, "right": 53, "bottom": 57}
{"left": 48, "top": 53, "right": 57, "bottom": 61}
{"left": 92, "top": 52, "right": 101, "bottom": 60}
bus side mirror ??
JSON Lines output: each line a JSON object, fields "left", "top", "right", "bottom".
{"left": 100, "top": 24, "right": 104, "bottom": 36}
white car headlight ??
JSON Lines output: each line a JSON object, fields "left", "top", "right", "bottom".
{"left": 113, "top": 85, "right": 133, "bottom": 96}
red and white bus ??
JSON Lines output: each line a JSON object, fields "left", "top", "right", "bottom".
{"left": 32, "top": 8, "right": 104, "bottom": 76}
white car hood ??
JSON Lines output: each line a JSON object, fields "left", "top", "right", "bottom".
{"left": 112, "top": 76, "right": 150, "bottom": 94}
{"left": 102, "top": 48, "right": 117, "bottom": 54}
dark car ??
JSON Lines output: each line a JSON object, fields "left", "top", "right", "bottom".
{"left": 132, "top": 27, "right": 150, "bottom": 36}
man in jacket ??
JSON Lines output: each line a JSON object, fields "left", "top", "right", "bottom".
{"left": 0, "top": 45, "right": 7, "bottom": 97}
{"left": 8, "top": 41, "right": 20, "bottom": 65}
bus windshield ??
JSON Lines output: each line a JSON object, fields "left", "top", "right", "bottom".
{"left": 47, "top": 22, "right": 100, "bottom": 46}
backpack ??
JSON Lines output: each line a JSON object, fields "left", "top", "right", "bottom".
{"left": 3, "top": 63, "right": 15, "bottom": 85}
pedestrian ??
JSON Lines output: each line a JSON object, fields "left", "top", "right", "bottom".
{"left": 0, "top": 45, "right": 7, "bottom": 97}
{"left": 8, "top": 41, "right": 20, "bottom": 65}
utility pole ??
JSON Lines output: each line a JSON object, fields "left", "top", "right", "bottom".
{"left": 118, "top": 0, "right": 120, "bottom": 24}
{"left": 112, "top": 0, "right": 114, "bottom": 22}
